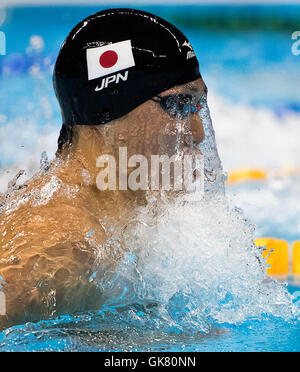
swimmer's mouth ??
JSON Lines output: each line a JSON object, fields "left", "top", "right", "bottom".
{"left": 191, "top": 147, "right": 203, "bottom": 181}
{"left": 193, "top": 168, "right": 202, "bottom": 180}
{"left": 179, "top": 146, "right": 203, "bottom": 182}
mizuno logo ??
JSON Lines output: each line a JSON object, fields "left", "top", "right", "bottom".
{"left": 182, "top": 41, "right": 196, "bottom": 59}
{"left": 95, "top": 70, "right": 129, "bottom": 91}
{"left": 182, "top": 40, "right": 193, "bottom": 50}
{"left": 187, "top": 51, "right": 196, "bottom": 60}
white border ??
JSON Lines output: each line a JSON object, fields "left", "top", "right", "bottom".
{"left": 2, "top": 0, "right": 300, "bottom": 6}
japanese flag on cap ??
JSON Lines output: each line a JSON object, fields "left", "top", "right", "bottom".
{"left": 86, "top": 39, "right": 135, "bottom": 80}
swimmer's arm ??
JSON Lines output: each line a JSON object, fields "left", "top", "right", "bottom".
{"left": 0, "top": 238, "right": 110, "bottom": 332}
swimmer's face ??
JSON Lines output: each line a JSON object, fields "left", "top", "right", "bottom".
{"left": 87, "top": 77, "right": 206, "bottom": 194}
{"left": 155, "top": 77, "right": 206, "bottom": 155}
{"left": 100, "top": 77, "right": 206, "bottom": 159}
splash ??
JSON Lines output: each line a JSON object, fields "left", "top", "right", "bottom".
{"left": 0, "top": 95, "right": 295, "bottom": 340}
{"left": 0, "top": 93, "right": 296, "bottom": 351}
{"left": 85, "top": 96, "right": 295, "bottom": 335}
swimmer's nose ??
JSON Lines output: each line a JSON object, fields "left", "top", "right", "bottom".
{"left": 190, "top": 113, "right": 205, "bottom": 145}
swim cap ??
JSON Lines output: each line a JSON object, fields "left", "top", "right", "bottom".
{"left": 53, "top": 8, "right": 201, "bottom": 128}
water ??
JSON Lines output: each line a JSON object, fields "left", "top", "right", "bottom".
{"left": 227, "top": 177, "right": 300, "bottom": 243}
{"left": 0, "top": 306, "right": 299, "bottom": 352}
{"left": 0, "top": 5, "right": 300, "bottom": 351}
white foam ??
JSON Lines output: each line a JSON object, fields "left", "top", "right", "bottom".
{"left": 94, "top": 191, "right": 294, "bottom": 332}
{"left": 91, "top": 98, "right": 295, "bottom": 332}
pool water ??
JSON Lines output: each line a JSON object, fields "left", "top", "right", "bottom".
{"left": 0, "top": 4, "right": 300, "bottom": 352}
{"left": 0, "top": 293, "right": 299, "bottom": 352}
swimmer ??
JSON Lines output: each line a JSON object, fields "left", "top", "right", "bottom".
{"left": 0, "top": 8, "right": 206, "bottom": 330}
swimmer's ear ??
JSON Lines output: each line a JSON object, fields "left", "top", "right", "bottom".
{"left": 57, "top": 124, "right": 74, "bottom": 154}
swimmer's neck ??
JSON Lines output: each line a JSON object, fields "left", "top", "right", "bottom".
{"left": 54, "top": 124, "right": 172, "bottom": 225}
{"left": 54, "top": 148, "right": 149, "bottom": 227}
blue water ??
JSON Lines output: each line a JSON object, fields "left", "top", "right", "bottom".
{"left": 227, "top": 179, "right": 300, "bottom": 244}
{"left": 0, "top": 283, "right": 299, "bottom": 352}
{"left": 0, "top": 5, "right": 300, "bottom": 351}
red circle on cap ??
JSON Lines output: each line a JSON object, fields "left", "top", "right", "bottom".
{"left": 99, "top": 50, "right": 118, "bottom": 68}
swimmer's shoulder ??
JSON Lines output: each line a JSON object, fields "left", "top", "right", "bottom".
{"left": 0, "top": 196, "right": 107, "bottom": 296}
{"left": 0, "top": 171, "right": 106, "bottom": 254}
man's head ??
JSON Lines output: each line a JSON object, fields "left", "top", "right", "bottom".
{"left": 53, "top": 8, "right": 202, "bottom": 151}
{"left": 67, "top": 77, "right": 206, "bottom": 198}
{"left": 72, "top": 77, "right": 206, "bottom": 160}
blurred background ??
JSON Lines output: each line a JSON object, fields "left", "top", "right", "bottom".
{"left": 0, "top": 0, "right": 299, "bottom": 242}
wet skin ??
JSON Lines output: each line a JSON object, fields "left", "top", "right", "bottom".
{"left": 0, "top": 77, "right": 206, "bottom": 330}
